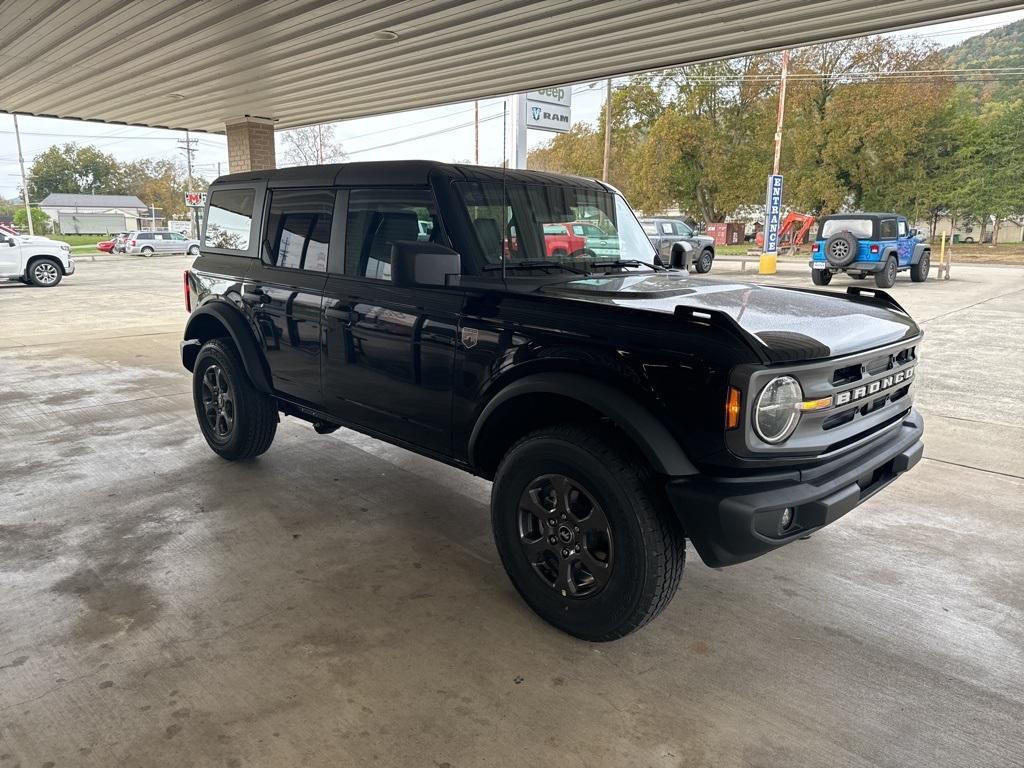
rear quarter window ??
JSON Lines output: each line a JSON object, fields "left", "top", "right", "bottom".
{"left": 820, "top": 219, "right": 873, "bottom": 240}
{"left": 205, "top": 188, "right": 256, "bottom": 251}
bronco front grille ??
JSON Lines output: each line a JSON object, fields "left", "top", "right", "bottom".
{"left": 734, "top": 337, "right": 921, "bottom": 458}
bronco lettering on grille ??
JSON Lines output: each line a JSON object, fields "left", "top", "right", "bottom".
{"left": 835, "top": 367, "right": 914, "bottom": 406}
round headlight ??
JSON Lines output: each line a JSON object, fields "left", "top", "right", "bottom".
{"left": 754, "top": 376, "right": 802, "bottom": 444}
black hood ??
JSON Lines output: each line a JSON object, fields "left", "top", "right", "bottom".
{"left": 540, "top": 272, "right": 920, "bottom": 362}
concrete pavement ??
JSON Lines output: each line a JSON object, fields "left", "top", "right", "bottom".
{"left": 1, "top": 256, "right": 1022, "bottom": 767}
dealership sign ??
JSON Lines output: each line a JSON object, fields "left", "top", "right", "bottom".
{"left": 762, "top": 174, "right": 783, "bottom": 253}
{"left": 184, "top": 191, "right": 207, "bottom": 207}
{"left": 526, "top": 87, "right": 571, "bottom": 133}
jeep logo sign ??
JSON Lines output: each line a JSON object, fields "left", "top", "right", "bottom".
{"left": 526, "top": 87, "right": 572, "bottom": 134}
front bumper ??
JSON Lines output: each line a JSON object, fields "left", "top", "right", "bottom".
{"left": 64, "top": 258, "right": 75, "bottom": 275}
{"left": 666, "top": 409, "right": 924, "bottom": 567}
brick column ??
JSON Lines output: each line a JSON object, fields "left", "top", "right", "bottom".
{"left": 225, "top": 117, "right": 276, "bottom": 173}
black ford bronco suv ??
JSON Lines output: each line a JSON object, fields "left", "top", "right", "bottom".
{"left": 181, "top": 162, "right": 924, "bottom": 641}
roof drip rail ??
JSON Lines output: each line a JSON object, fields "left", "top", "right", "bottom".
{"left": 673, "top": 305, "right": 770, "bottom": 364}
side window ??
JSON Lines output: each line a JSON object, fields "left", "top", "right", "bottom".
{"left": 879, "top": 218, "right": 898, "bottom": 239}
{"left": 205, "top": 187, "right": 256, "bottom": 251}
{"left": 138, "top": 232, "right": 152, "bottom": 240}
{"left": 897, "top": 220, "right": 908, "bottom": 237}
{"left": 263, "top": 188, "right": 335, "bottom": 272}
{"left": 674, "top": 222, "right": 692, "bottom": 237}
{"left": 660, "top": 222, "right": 674, "bottom": 235}
{"left": 345, "top": 188, "right": 441, "bottom": 280}
{"left": 543, "top": 224, "right": 568, "bottom": 236}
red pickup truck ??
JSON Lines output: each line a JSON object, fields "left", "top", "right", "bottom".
{"left": 542, "top": 224, "right": 588, "bottom": 258}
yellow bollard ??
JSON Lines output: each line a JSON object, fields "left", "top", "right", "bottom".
{"left": 759, "top": 251, "right": 778, "bottom": 274}
{"left": 939, "top": 232, "right": 947, "bottom": 280}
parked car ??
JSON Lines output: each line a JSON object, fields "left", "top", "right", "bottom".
{"left": 640, "top": 217, "right": 715, "bottom": 272}
{"left": 181, "top": 161, "right": 924, "bottom": 641}
{"left": 563, "top": 220, "right": 621, "bottom": 259}
{"left": 0, "top": 229, "right": 75, "bottom": 287}
{"left": 541, "top": 224, "right": 589, "bottom": 258}
{"left": 810, "top": 213, "right": 929, "bottom": 288}
{"left": 97, "top": 232, "right": 129, "bottom": 253}
{"left": 123, "top": 230, "right": 200, "bottom": 256}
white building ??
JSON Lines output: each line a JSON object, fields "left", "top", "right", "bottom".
{"left": 37, "top": 193, "right": 154, "bottom": 234}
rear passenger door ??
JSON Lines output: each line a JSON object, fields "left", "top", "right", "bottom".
{"left": 320, "top": 187, "right": 461, "bottom": 454}
{"left": 243, "top": 187, "right": 335, "bottom": 407}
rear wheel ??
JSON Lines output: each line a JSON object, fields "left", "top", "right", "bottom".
{"left": 491, "top": 423, "right": 684, "bottom": 641}
{"left": 141, "top": 246, "right": 154, "bottom": 256}
{"left": 910, "top": 252, "right": 930, "bottom": 283}
{"left": 192, "top": 338, "right": 277, "bottom": 460}
{"left": 875, "top": 256, "right": 897, "bottom": 288}
{"left": 188, "top": 245, "right": 200, "bottom": 255}
{"left": 811, "top": 268, "right": 832, "bottom": 286}
{"left": 27, "top": 258, "right": 62, "bottom": 287}
{"left": 694, "top": 248, "right": 714, "bottom": 273}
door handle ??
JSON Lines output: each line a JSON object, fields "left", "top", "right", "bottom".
{"left": 324, "top": 307, "right": 351, "bottom": 321}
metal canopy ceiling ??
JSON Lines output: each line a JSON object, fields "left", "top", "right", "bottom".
{"left": 2, "top": 0, "right": 1021, "bottom": 133}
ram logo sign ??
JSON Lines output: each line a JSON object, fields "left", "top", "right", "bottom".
{"left": 526, "top": 87, "right": 572, "bottom": 134}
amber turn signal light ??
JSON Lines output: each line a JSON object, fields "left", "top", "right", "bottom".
{"left": 726, "top": 386, "right": 742, "bottom": 430}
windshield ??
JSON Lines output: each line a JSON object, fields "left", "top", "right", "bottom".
{"left": 457, "top": 181, "right": 657, "bottom": 271}
{"left": 821, "top": 218, "right": 873, "bottom": 239}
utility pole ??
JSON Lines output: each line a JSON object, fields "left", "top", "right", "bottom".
{"left": 149, "top": 204, "right": 162, "bottom": 230}
{"left": 602, "top": 78, "right": 613, "bottom": 182}
{"left": 474, "top": 100, "right": 480, "bottom": 164}
{"left": 177, "top": 131, "right": 199, "bottom": 237}
{"left": 13, "top": 114, "right": 34, "bottom": 236}
{"left": 771, "top": 50, "right": 790, "bottom": 176}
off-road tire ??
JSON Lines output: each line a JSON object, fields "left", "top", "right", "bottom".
{"left": 825, "top": 231, "right": 858, "bottom": 267}
{"left": 27, "top": 257, "right": 63, "bottom": 287}
{"left": 910, "top": 252, "right": 930, "bottom": 283}
{"left": 875, "top": 256, "right": 897, "bottom": 288}
{"left": 811, "top": 268, "right": 832, "bottom": 286}
{"left": 491, "top": 423, "right": 684, "bottom": 641}
{"left": 192, "top": 338, "right": 277, "bottom": 460}
{"left": 694, "top": 248, "right": 714, "bottom": 273}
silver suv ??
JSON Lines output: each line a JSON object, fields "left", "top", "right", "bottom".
{"left": 124, "top": 230, "right": 200, "bottom": 256}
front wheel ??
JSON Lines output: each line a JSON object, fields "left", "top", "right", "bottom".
{"left": 192, "top": 339, "right": 278, "bottom": 460}
{"left": 491, "top": 423, "right": 684, "bottom": 641}
{"left": 694, "top": 248, "right": 714, "bottom": 273}
{"left": 27, "top": 258, "right": 62, "bottom": 287}
{"left": 910, "top": 252, "right": 930, "bottom": 283}
{"left": 811, "top": 268, "right": 832, "bottom": 286}
{"left": 875, "top": 256, "right": 897, "bottom": 288}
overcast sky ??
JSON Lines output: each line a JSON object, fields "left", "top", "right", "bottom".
{"left": 3, "top": 9, "right": 1023, "bottom": 200}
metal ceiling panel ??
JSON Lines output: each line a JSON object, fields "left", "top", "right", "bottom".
{"left": 1, "top": 0, "right": 1020, "bottom": 133}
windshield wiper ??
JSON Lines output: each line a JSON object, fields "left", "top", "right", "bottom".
{"left": 587, "top": 259, "right": 667, "bottom": 273}
{"left": 483, "top": 261, "right": 588, "bottom": 275}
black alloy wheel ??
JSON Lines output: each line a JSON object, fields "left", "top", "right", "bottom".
{"left": 517, "top": 474, "right": 613, "bottom": 599}
{"left": 200, "top": 363, "right": 235, "bottom": 442}
{"left": 695, "top": 248, "right": 714, "bottom": 273}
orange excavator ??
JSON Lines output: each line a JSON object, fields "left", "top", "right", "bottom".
{"left": 755, "top": 212, "right": 815, "bottom": 253}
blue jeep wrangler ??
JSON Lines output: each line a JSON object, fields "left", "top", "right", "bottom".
{"left": 810, "top": 213, "right": 930, "bottom": 288}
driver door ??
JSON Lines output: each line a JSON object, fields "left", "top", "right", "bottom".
{"left": 896, "top": 219, "right": 914, "bottom": 267}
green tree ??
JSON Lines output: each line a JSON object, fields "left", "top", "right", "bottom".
{"left": 13, "top": 206, "right": 51, "bottom": 234}
{"left": 27, "top": 144, "right": 122, "bottom": 200}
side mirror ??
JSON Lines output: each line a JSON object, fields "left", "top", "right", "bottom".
{"left": 5, "top": 238, "right": 13, "bottom": 247}
{"left": 390, "top": 241, "right": 461, "bottom": 287}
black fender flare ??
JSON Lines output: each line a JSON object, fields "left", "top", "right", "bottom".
{"left": 667, "top": 240, "right": 694, "bottom": 268}
{"left": 468, "top": 372, "right": 698, "bottom": 477}
{"left": 182, "top": 301, "right": 273, "bottom": 393}
{"left": 911, "top": 243, "right": 930, "bottom": 264}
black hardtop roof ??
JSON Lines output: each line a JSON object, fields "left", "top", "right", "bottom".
{"left": 212, "top": 160, "right": 609, "bottom": 190}
{"left": 821, "top": 212, "right": 905, "bottom": 220}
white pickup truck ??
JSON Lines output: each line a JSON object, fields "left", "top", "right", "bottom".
{"left": 0, "top": 229, "right": 75, "bottom": 287}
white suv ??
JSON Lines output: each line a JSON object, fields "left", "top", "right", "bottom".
{"left": 0, "top": 230, "right": 75, "bottom": 287}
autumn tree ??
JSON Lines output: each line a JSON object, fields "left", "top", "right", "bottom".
{"left": 280, "top": 124, "right": 347, "bottom": 165}
{"left": 27, "top": 144, "right": 122, "bottom": 200}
